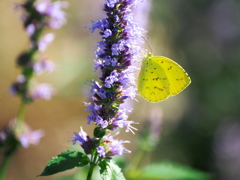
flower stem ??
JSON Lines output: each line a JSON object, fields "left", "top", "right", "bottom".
{"left": 17, "top": 102, "right": 26, "bottom": 123}
{"left": 0, "top": 154, "right": 11, "bottom": 180}
{"left": 86, "top": 162, "right": 96, "bottom": 180}
{"left": 0, "top": 103, "right": 26, "bottom": 179}
{"left": 15, "top": 102, "right": 26, "bottom": 134}
{"left": 125, "top": 148, "right": 147, "bottom": 180}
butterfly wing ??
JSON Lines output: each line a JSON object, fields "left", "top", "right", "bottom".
{"left": 151, "top": 56, "right": 191, "bottom": 96}
{"left": 138, "top": 56, "right": 170, "bottom": 102}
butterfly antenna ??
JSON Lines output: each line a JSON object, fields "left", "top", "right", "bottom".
{"left": 142, "top": 36, "right": 153, "bottom": 53}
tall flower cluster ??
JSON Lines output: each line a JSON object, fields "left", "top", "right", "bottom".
{"left": 10, "top": 0, "right": 68, "bottom": 103}
{"left": 0, "top": 3, "right": 68, "bottom": 177}
{"left": 0, "top": 0, "right": 68, "bottom": 153}
{"left": 73, "top": 0, "right": 145, "bottom": 159}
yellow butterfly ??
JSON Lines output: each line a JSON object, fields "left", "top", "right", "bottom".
{"left": 137, "top": 52, "right": 191, "bottom": 102}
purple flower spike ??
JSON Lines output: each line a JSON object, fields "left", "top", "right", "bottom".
{"left": 86, "top": 0, "right": 145, "bottom": 133}
{"left": 71, "top": 0, "right": 146, "bottom": 159}
{"left": 12, "top": 0, "right": 68, "bottom": 102}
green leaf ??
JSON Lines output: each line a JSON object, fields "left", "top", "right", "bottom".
{"left": 94, "top": 127, "right": 106, "bottom": 138}
{"left": 38, "top": 150, "right": 90, "bottom": 176}
{"left": 99, "top": 160, "right": 126, "bottom": 180}
{"left": 138, "top": 162, "right": 211, "bottom": 180}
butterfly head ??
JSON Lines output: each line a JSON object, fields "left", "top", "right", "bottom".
{"left": 144, "top": 52, "right": 153, "bottom": 61}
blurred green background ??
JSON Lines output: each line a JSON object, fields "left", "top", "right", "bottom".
{"left": 1, "top": 0, "right": 240, "bottom": 179}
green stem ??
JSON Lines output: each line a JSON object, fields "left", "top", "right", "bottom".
{"left": 17, "top": 102, "right": 26, "bottom": 123}
{"left": 0, "top": 103, "right": 25, "bottom": 179}
{"left": 15, "top": 102, "right": 26, "bottom": 134}
{"left": 134, "top": 149, "right": 146, "bottom": 173}
{"left": 125, "top": 148, "right": 147, "bottom": 180}
{"left": 86, "top": 163, "right": 96, "bottom": 180}
{"left": 86, "top": 150, "right": 99, "bottom": 180}
{"left": 92, "top": 152, "right": 98, "bottom": 164}
{"left": 0, "top": 154, "right": 11, "bottom": 180}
